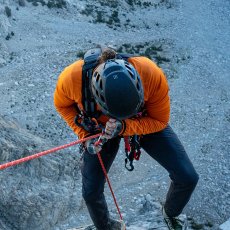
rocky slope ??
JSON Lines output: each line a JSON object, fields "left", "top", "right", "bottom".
{"left": 0, "top": 0, "right": 229, "bottom": 229}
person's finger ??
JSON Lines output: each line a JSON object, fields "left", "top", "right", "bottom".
{"left": 108, "top": 118, "right": 116, "bottom": 123}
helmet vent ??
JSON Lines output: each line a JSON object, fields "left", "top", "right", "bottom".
{"left": 125, "top": 63, "right": 135, "bottom": 79}
{"left": 96, "top": 73, "right": 100, "bottom": 82}
{"left": 99, "top": 80, "right": 103, "bottom": 90}
{"left": 128, "top": 69, "right": 135, "bottom": 79}
{"left": 125, "top": 63, "right": 132, "bottom": 71}
{"left": 136, "top": 82, "right": 140, "bottom": 91}
{"left": 100, "top": 95, "right": 105, "bottom": 102}
{"left": 96, "top": 90, "right": 99, "bottom": 97}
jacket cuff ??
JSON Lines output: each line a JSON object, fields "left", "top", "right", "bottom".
{"left": 119, "top": 120, "right": 126, "bottom": 136}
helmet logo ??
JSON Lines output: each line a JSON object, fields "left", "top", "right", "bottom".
{"left": 113, "top": 74, "right": 118, "bottom": 79}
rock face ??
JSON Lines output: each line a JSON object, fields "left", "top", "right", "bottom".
{"left": 0, "top": 116, "right": 82, "bottom": 230}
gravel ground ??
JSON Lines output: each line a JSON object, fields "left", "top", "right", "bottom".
{"left": 0, "top": 0, "right": 230, "bottom": 229}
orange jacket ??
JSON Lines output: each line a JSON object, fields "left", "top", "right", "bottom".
{"left": 54, "top": 56, "right": 170, "bottom": 139}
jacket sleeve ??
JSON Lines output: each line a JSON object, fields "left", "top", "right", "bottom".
{"left": 54, "top": 64, "right": 89, "bottom": 140}
{"left": 122, "top": 59, "right": 170, "bottom": 136}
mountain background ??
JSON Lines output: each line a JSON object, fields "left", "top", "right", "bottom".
{"left": 0, "top": 0, "right": 229, "bottom": 229}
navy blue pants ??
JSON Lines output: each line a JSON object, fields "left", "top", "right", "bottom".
{"left": 81, "top": 125, "right": 199, "bottom": 229}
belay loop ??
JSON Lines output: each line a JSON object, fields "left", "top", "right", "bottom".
{"left": 124, "top": 135, "right": 141, "bottom": 171}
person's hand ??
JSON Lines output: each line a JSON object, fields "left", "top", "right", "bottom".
{"left": 104, "top": 118, "right": 123, "bottom": 139}
{"left": 85, "top": 138, "right": 102, "bottom": 155}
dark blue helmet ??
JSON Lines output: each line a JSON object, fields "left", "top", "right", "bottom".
{"left": 91, "top": 59, "right": 144, "bottom": 120}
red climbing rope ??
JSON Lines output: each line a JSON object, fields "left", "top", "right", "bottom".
{"left": 97, "top": 152, "right": 124, "bottom": 221}
{"left": 0, "top": 133, "right": 101, "bottom": 170}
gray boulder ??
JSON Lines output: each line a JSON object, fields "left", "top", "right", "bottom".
{"left": 0, "top": 116, "right": 82, "bottom": 230}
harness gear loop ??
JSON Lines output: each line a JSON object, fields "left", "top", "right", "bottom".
{"left": 124, "top": 135, "right": 141, "bottom": 171}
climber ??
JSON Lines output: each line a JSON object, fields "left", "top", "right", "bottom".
{"left": 54, "top": 47, "right": 199, "bottom": 230}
